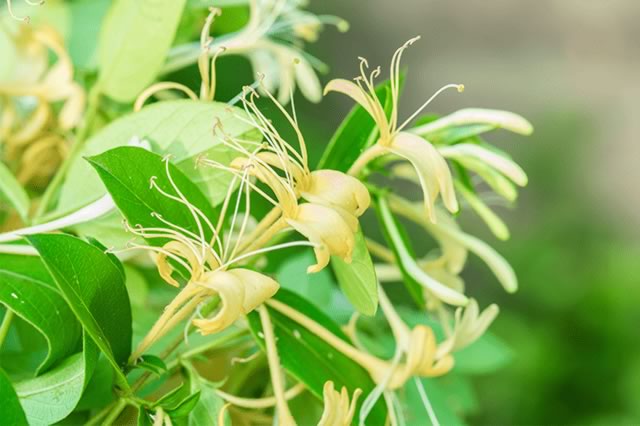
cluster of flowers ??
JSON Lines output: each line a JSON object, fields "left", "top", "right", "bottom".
{"left": 125, "top": 34, "right": 531, "bottom": 424}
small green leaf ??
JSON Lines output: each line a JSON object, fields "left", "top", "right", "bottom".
{"left": 15, "top": 335, "right": 98, "bottom": 426}
{"left": 167, "top": 391, "right": 201, "bottom": 418}
{"left": 0, "top": 368, "right": 28, "bottom": 426}
{"left": 88, "top": 146, "right": 218, "bottom": 246}
{"left": 331, "top": 228, "right": 378, "bottom": 316}
{"left": 0, "top": 161, "right": 30, "bottom": 223}
{"left": 247, "top": 289, "right": 387, "bottom": 425}
{"left": 0, "top": 254, "right": 82, "bottom": 374}
{"left": 183, "top": 362, "right": 229, "bottom": 426}
{"left": 135, "top": 355, "right": 168, "bottom": 376}
{"left": 27, "top": 233, "right": 132, "bottom": 390}
{"left": 98, "top": 0, "right": 187, "bottom": 102}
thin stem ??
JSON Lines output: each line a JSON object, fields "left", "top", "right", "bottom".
{"left": 102, "top": 398, "right": 128, "bottom": 426}
{"left": 414, "top": 377, "right": 440, "bottom": 426}
{"left": 85, "top": 401, "right": 117, "bottom": 426}
{"left": 258, "top": 305, "right": 296, "bottom": 426}
{"left": 0, "top": 310, "right": 15, "bottom": 349}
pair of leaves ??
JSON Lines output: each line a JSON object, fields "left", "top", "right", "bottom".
{"left": 247, "top": 289, "right": 388, "bottom": 425}
{"left": 56, "top": 101, "right": 255, "bottom": 219}
{"left": 27, "top": 234, "right": 132, "bottom": 390}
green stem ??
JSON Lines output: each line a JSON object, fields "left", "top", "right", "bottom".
{"left": 0, "top": 310, "right": 15, "bottom": 349}
{"left": 33, "top": 86, "right": 101, "bottom": 222}
{"left": 85, "top": 400, "right": 117, "bottom": 426}
{"left": 102, "top": 398, "right": 128, "bottom": 426}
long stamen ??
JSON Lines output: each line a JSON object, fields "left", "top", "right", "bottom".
{"left": 395, "top": 83, "right": 464, "bottom": 133}
{"left": 389, "top": 36, "right": 421, "bottom": 131}
{"left": 223, "top": 168, "right": 249, "bottom": 261}
{"left": 228, "top": 169, "right": 252, "bottom": 262}
{"left": 217, "top": 240, "right": 318, "bottom": 271}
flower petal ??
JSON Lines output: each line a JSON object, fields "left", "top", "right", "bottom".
{"left": 391, "top": 132, "right": 458, "bottom": 221}
{"left": 324, "top": 78, "right": 376, "bottom": 119}
{"left": 302, "top": 169, "right": 371, "bottom": 217}
{"left": 455, "top": 181, "right": 510, "bottom": 240}
{"left": 294, "top": 56, "right": 322, "bottom": 103}
{"left": 412, "top": 108, "right": 533, "bottom": 136}
{"left": 286, "top": 203, "right": 355, "bottom": 273}
{"left": 440, "top": 143, "right": 528, "bottom": 186}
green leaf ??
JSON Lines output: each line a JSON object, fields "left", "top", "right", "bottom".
{"left": 403, "top": 377, "right": 467, "bottom": 426}
{"left": 0, "top": 161, "right": 30, "bottom": 223}
{"left": 0, "top": 368, "right": 28, "bottom": 426}
{"left": 88, "top": 146, "right": 218, "bottom": 246}
{"left": 167, "top": 391, "right": 201, "bottom": 418}
{"left": 0, "top": 254, "right": 82, "bottom": 374}
{"left": 247, "top": 289, "right": 387, "bottom": 425}
{"left": 184, "top": 362, "right": 229, "bottom": 426}
{"left": 331, "top": 228, "right": 378, "bottom": 316}
{"left": 56, "top": 100, "right": 256, "bottom": 217}
{"left": 15, "top": 335, "right": 98, "bottom": 426}
{"left": 276, "top": 250, "right": 334, "bottom": 308}
{"left": 27, "top": 233, "right": 132, "bottom": 390}
{"left": 98, "top": 0, "right": 187, "bottom": 102}
{"left": 318, "top": 80, "right": 394, "bottom": 172}
{"left": 136, "top": 355, "right": 168, "bottom": 376}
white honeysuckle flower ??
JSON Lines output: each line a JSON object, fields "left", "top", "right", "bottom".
{"left": 164, "top": 0, "right": 348, "bottom": 104}
{"left": 438, "top": 143, "right": 528, "bottom": 187}
{"left": 4, "top": 0, "right": 44, "bottom": 24}
{"left": 202, "top": 83, "right": 368, "bottom": 273}
{"left": 435, "top": 298, "right": 499, "bottom": 359}
{"left": 324, "top": 37, "right": 462, "bottom": 223}
{"left": 411, "top": 107, "right": 533, "bottom": 138}
{"left": 394, "top": 199, "right": 518, "bottom": 294}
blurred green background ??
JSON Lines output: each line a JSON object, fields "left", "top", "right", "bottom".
{"left": 304, "top": 1, "right": 640, "bottom": 424}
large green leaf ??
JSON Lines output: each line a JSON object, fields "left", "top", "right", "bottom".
{"left": 183, "top": 362, "right": 229, "bottom": 426}
{"left": 318, "top": 83, "right": 391, "bottom": 172}
{"left": 247, "top": 289, "right": 387, "bottom": 425}
{"left": 56, "top": 100, "right": 257, "bottom": 218}
{"left": 331, "top": 228, "right": 378, "bottom": 316}
{"left": 0, "top": 368, "right": 27, "bottom": 426}
{"left": 88, "top": 146, "right": 218, "bottom": 246}
{"left": 0, "top": 161, "right": 30, "bottom": 223}
{"left": 27, "top": 234, "right": 132, "bottom": 390}
{"left": 97, "top": 0, "right": 187, "bottom": 102}
{"left": 14, "top": 335, "right": 98, "bottom": 426}
{"left": 0, "top": 254, "right": 81, "bottom": 374}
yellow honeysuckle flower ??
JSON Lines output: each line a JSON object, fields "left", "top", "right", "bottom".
{"left": 203, "top": 84, "right": 368, "bottom": 273}
{"left": 121, "top": 156, "right": 295, "bottom": 361}
{"left": 0, "top": 23, "right": 85, "bottom": 187}
{"left": 317, "top": 381, "right": 362, "bottom": 426}
{"left": 324, "top": 37, "right": 462, "bottom": 223}
{"left": 435, "top": 298, "right": 499, "bottom": 359}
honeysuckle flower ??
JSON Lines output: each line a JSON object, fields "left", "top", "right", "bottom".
{"left": 435, "top": 298, "right": 499, "bottom": 359}
{"left": 121, "top": 156, "right": 311, "bottom": 361}
{"left": 202, "top": 84, "right": 368, "bottom": 272}
{"left": 389, "top": 194, "right": 518, "bottom": 294}
{"left": 164, "top": 0, "right": 348, "bottom": 104}
{"left": 0, "top": 23, "right": 85, "bottom": 187}
{"left": 410, "top": 107, "right": 533, "bottom": 141}
{"left": 318, "top": 381, "right": 362, "bottom": 426}
{"left": 324, "top": 36, "right": 462, "bottom": 223}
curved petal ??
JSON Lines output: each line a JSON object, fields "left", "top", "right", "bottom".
{"left": 294, "top": 56, "right": 322, "bottom": 103}
{"left": 455, "top": 181, "right": 510, "bottom": 240}
{"left": 193, "top": 270, "right": 245, "bottom": 334}
{"left": 411, "top": 108, "right": 533, "bottom": 136}
{"left": 227, "top": 268, "right": 279, "bottom": 313}
{"left": 303, "top": 169, "right": 371, "bottom": 217}
{"left": 324, "top": 78, "right": 376, "bottom": 119}
{"left": 286, "top": 203, "right": 355, "bottom": 273}
{"left": 440, "top": 143, "right": 528, "bottom": 186}
{"left": 391, "top": 132, "right": 458, "bottom": 221}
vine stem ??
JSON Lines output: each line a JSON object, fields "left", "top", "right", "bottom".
{"left": 33, "top": 85, "right": 101, "bottom": 222}
{"left": 0, "top": 310, "right": 15, "bottom": 349}
{"left": 347, "top": 144, "right": 385, "bottom": 177}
